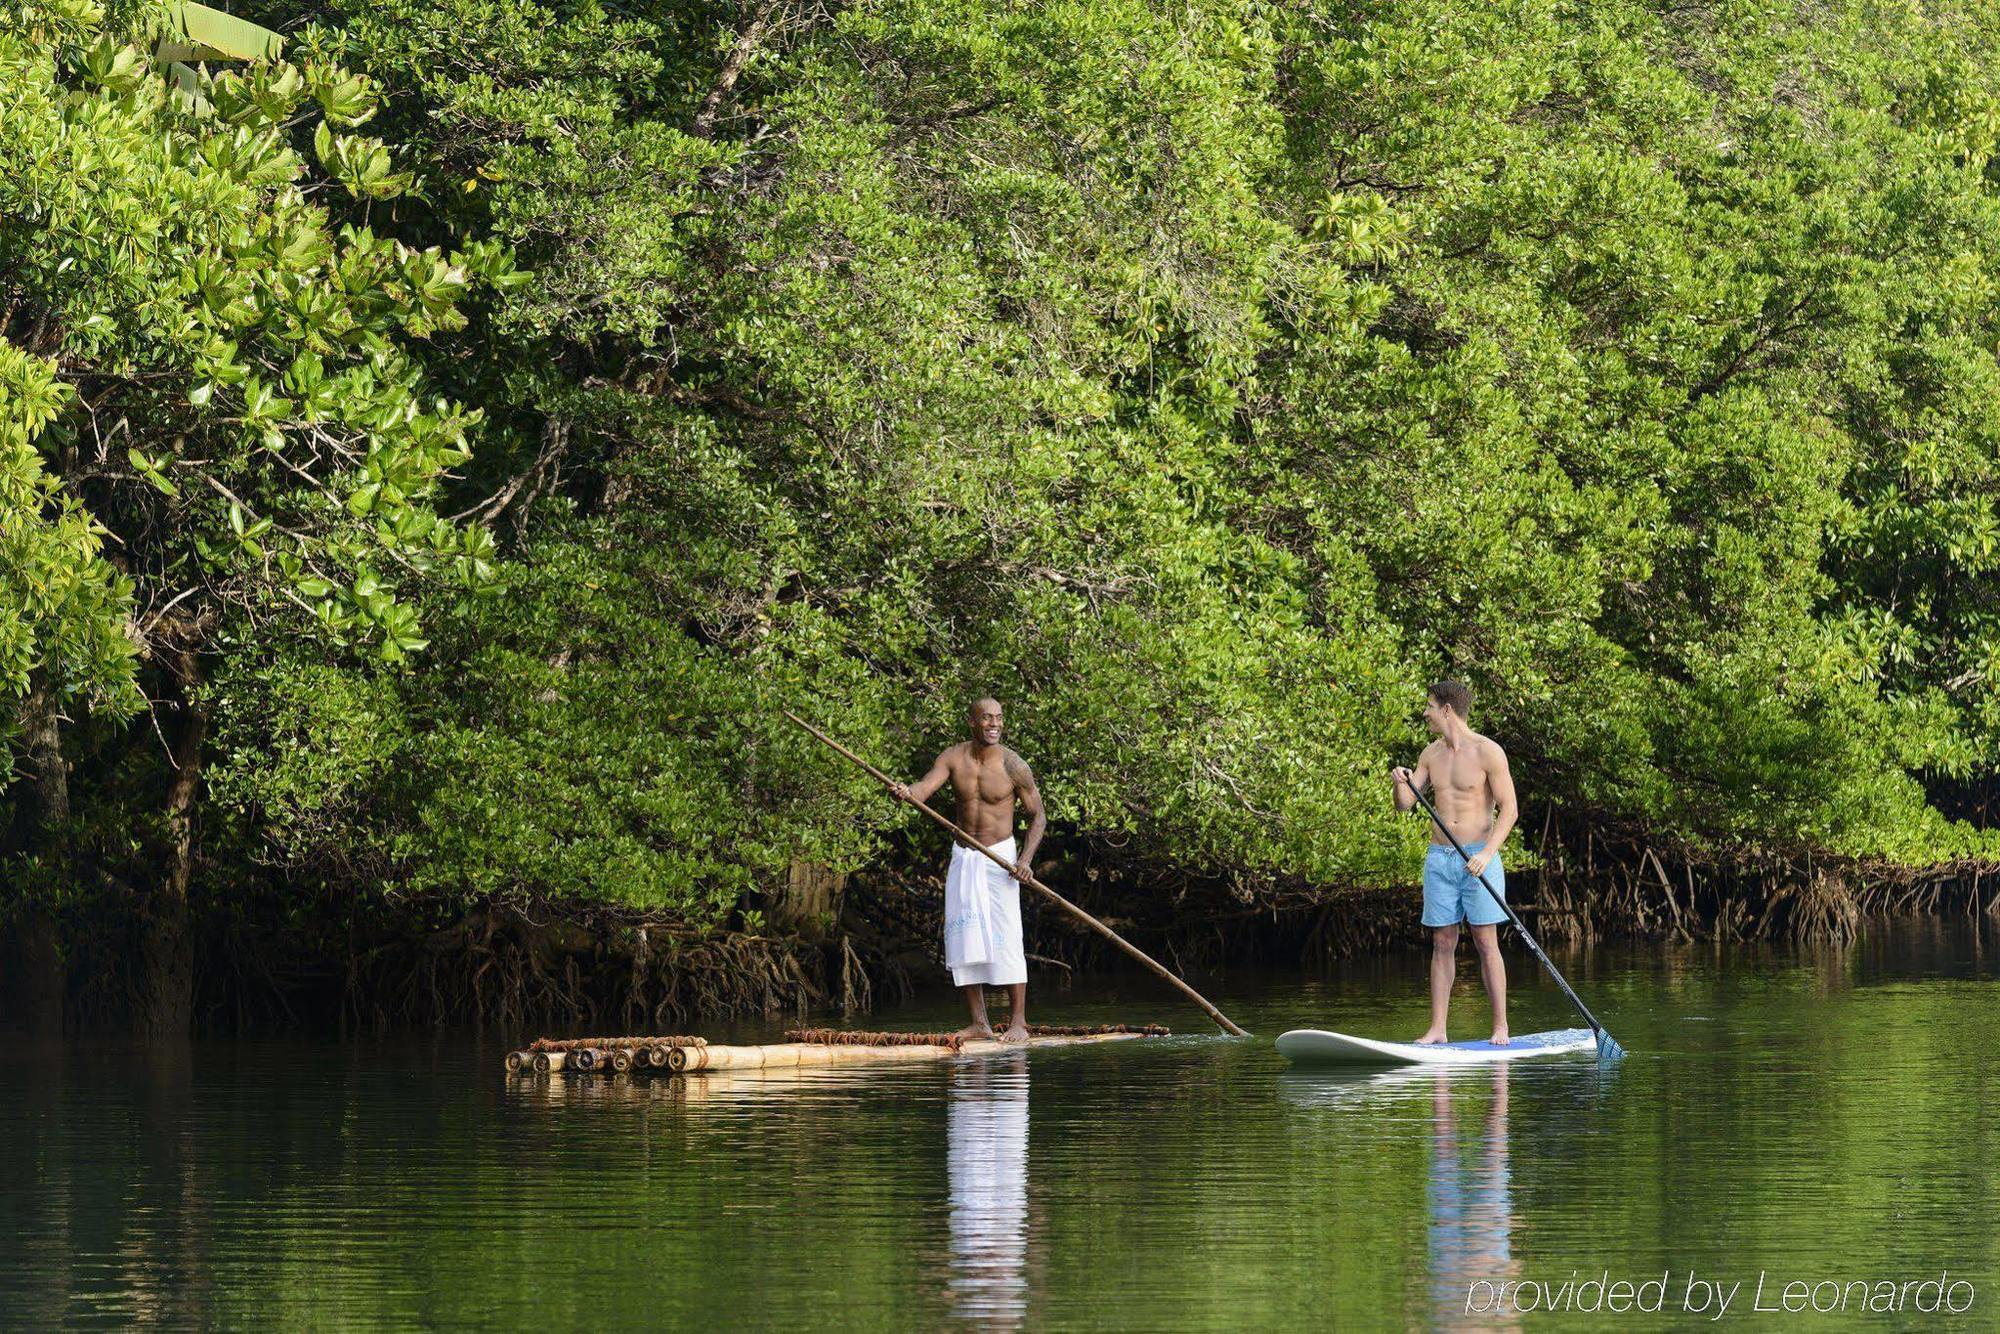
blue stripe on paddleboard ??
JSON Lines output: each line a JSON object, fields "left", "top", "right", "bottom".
{"left": 1435, "top": 1028, "right": 1591, "bottom": 1052}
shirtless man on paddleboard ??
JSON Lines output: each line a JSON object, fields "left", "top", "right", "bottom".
{"left": 891, "top": 698, "right": 1047, "bottom": 1043}
{"left": 1390, "top": 680, "right": 1519, "bottom": 1046}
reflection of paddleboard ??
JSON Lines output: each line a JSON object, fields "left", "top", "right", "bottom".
{"left": 1276, "top": 1062, "right": 1462, "bottom": 1112}
{"left": 1276, "top": 1027, "right": 1595, "bottom": 1066}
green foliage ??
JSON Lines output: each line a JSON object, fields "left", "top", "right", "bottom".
{"left": 0, "top": 0, "right": 526, "bottom": 929}
{"left": 0, "top": 341, "right": 142, "bottom": 769}
{"left": 32, "top": 0, "right": 2000, "bottom": 931}
{"left": 209, "top": 533, "right": 903, "bottom": 923}
{"left": 0, "top": 7, "right": 518, "bottom": 684}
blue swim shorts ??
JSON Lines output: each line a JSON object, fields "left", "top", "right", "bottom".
{"left": 1422, "top": 841, "right": 1506, "bottom": 928}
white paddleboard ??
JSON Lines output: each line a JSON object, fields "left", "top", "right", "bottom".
{"left": 1275, "top": 1027, "right": 1596, "bottom": 1066}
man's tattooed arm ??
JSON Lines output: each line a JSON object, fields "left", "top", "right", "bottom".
{"left": 1005, "top": 749, "right": 1046, "bottom": 878}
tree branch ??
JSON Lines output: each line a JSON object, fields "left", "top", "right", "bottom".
{"left": 692, "top": 1, "right": 779, "bottom": 140}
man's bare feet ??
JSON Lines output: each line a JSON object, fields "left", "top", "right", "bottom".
{"left": 1489, "top": 1030, "right": 1510, "bottom": 1046}
{"left": 997, "top": 1020, "right": 1030, "bottom": 1044}
{"left": 954, "top": 1022, "right": 995, "bottom": 1043}
{"left": 1414, "top": 1031, "right": 1448, "bottom": 1046}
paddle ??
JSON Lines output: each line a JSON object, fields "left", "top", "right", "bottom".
{"left": 1395, "top": 772, "right": 1626, "bottom": 1061}
{"left": 784, "top": 710, "right": 1251, "bottom": 1038}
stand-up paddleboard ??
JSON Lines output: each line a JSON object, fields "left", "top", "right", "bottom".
{"left": 1276, "top": 1027, "right": 1596, "bottom": 1066}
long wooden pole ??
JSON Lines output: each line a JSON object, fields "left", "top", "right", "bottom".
{"left": 784, "top": 711, "right": 1250, "bottom": 1037}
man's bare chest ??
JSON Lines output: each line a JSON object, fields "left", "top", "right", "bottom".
{"left": 1433, "top": 750, "right": 1489, "bottom": 801}
{"left": 952, "top": 755, "right": 1015, "bottom": 804}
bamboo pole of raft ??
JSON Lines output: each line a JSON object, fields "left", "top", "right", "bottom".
{"left": 783, "top": 710, "right": 1251, "bottom": 1038}
{"left": 677, "top": 1032, "right": 1144, "bottom": 1071}
{"left": 512, "top": 1029, "right": 1166, "bottom": 1074}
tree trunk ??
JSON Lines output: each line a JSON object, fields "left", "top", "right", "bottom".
{"left": 13, "top": 670, "right": 69, "bottom": 1037}
{"left": 142, "top": 649, "right": 207, "bottom": 1040}
{"left": 17, "top": 670, "right": 69, "bottom": 828}
{"left": 775, "top": 860, "right": 845, "bottom": 941}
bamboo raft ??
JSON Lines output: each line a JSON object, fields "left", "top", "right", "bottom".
{"left": 504, "top": 1024, "right": 1170, "bottom": 1075}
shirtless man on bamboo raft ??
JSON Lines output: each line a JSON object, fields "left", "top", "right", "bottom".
{"left": 1390, "top": 680, "right": 1519, "bottom": 1047}
{"left": 891, "top": 698, "right": 1046, "bottom": 1044}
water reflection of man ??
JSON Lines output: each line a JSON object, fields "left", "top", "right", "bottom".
{"left": 1428, "top": 1066, "right": 1519, "bottom": 1326}
{"left": 947, "top": 1053, "right": 1029, "bottom": 1324}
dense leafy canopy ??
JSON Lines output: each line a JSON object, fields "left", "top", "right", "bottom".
{"left": 11, "top": 0, "right": 2000, "bottom": 946}
{"left": 3, "top": 3, "right": 514, "bottom": 691}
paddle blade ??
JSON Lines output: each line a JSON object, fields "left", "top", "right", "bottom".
{"left": 1594, "top": 1029, "right": 1626, "bottom": 1062}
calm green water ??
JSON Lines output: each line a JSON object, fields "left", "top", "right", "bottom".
{"left": 6, "top": 919, "right": 1999, "bottom": 1329}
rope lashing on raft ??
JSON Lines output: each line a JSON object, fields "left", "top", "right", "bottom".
{"left": 781, "top": 1024, "right": 1172, "bottom": 1050}
{"left": 785, "top": 1028, "right": 973, "bottom": 1051}
{"left": 529, "top": 1036, "right": 708, "bottom": 1051}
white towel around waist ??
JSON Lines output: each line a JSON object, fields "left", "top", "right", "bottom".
{"left": 944, "top": 837, "right": 1018, "bottom": 973}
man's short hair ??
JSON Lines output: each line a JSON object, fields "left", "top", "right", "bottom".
{"left": 1428, "top": 680, "right": 1472, "bottom": 718}
{"left": 969, "top": 695, "right": 1003, "bottom": 715}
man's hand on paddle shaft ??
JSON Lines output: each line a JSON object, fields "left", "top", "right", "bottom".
{"left": 1390, "top": 763, "right": 1425, "bottom": 813}
{"left": 894, "top": 751, "right": 953, "bottom": 806}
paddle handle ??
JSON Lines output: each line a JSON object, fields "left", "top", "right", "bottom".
{"left": 785, "top": 711, "right": 1250, "bottom": 1037}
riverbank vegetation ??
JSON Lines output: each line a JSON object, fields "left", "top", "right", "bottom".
{"left": 9, "top": 0, "right": 2000, "bottom": 1031}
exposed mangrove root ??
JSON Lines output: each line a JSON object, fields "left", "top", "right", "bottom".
{"left": 321, "top": 900, "right": 863, "bottom": 1035}
{"left": 983, "top": 823, "right": 2000, "bottom": 970}
{"left": 1523, "top": 824, "right": 1985, "bottom": 947}
{"left": 22, "top": 821, "right": 2000, "bottom": 1039}
{"left": 1299, "top": 889, "right": 1417, "bottom": 961}
{"left": 838, "top": 935, "right": 874, "bottom": 1015}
